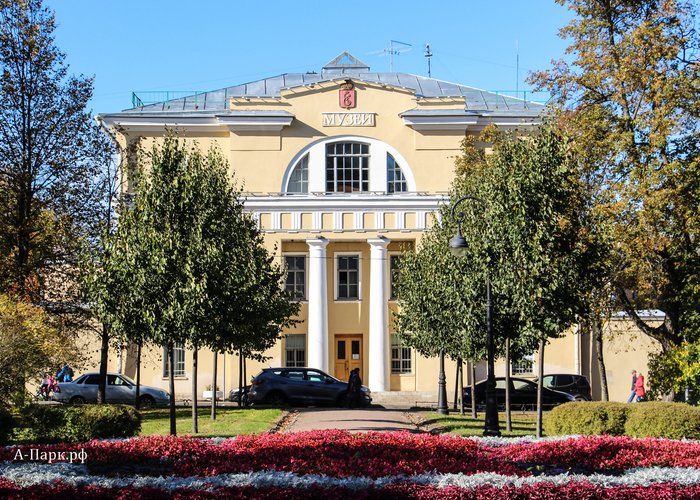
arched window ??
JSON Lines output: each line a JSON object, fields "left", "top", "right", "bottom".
{"left": 326, "top": 142, "right": 370, "bottom": 193}
{"left": 387, "top": 153, "right": 407, "bottom": 193}
{"left": 287, "top": 154, "right": 308, "bottom": 193}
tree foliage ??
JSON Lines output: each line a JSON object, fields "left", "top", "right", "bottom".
{"left": 84, "top": 136, "right": 299, "bottom": 430}
{"left": 0, "top": 294, "right": 81, "bottom": 406}
{"left": 395, "top": 126, "right": 605, "bottom": 366}
{"left": 0, "top": 0, "right": 112, "bottom": 302}
{"left": 530, "top": 0, "right": 700, "bottom": 352}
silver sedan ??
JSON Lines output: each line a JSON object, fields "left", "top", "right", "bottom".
{"left": 54, "top": 372, "right": 170, "bottom": 409}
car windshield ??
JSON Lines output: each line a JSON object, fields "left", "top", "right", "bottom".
{"left": 119, "top": 374, "right": 136, "bottom": 385}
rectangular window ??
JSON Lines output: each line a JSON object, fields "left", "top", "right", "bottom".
{"left": 389, "top": 254, "right": 400, "bottom": 300}
{"left": 511, "top": 354, "right": 534, "bottom": 375}
{"left": 391, "top": 335, "right": 412, "bottom": 374}
{"left": 284, "top": 255, "right": 306, "bottom": 300}
{"left": 163, "top": 343, "right": 186, "bottom": 377}
{"left": 285, "top": 334, "right": 306, "bottom": 367}
{"left": 326, "top": 142, "right": 369, "bottom": 193}
{"left": 337, "top": 255, "right": 360, "bottom": 300}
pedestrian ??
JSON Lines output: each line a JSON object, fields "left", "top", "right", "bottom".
{"left": 347, "top": 368, "right": 362, "bottom": 409}
{"left": 627, "top": 370, "right": 637, "bottom": 403}
{"left": 56, "top": 363, "right": 73, "bottom": 383}
{"left": 40, "top": 373, "right": 51, "bottom": 400}
{"left": 634, "top": 372, "right": 645, "bottom": 402}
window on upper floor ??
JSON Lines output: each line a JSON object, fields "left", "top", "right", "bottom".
{"left": 389, "top": 254, "right": 401, "bottom": 300}
{"left": 284, "top": 255, "right": 306, "bottom": 300}
{"left": 387, "top": 153, "right": 407, "bottom": 193}
{"left": 287, "top": 154, "right": 308, "bottom": 193}
{"left": 326, "top": 142, "right": 369, "bottom": 193}
{"left": 336, "top": 254, "right": 360, "bottom": 300}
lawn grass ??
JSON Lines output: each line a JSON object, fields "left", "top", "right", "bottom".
{"left": 419, "top": 410, "right": 540, "bottom": 437}
{"left": 139, "top": 407, "right": 283, "bottom": 437}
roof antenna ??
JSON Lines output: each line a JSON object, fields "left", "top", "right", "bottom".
{"left": 425, "top": 43, "right": 433, "bottom": 78}
{"left": 384, "top": 40, "right": 412, "bottom": 72}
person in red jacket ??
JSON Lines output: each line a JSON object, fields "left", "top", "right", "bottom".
{"left": 634, "top": 372, "right": 645, "bottom": 402}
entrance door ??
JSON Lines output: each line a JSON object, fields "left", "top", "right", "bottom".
{"left": 334, "top": 335, "right": 362, "bottom": 382}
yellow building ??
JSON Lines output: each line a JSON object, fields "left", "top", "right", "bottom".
{"left": 98, "top": 52, "right": 660, "bottom": 402}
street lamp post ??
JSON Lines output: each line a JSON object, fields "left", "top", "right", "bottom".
{"left": 437, "top": 349, "right": 448, "bottom": 414}
{"left": 449, "top": 196, "right": 501, "bottom": 437}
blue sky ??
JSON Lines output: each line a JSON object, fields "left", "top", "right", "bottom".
{"left": 45, "top": 0, "right": 574, "bottom": 114}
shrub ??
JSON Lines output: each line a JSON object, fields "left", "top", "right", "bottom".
{"left": 544, "top": 402, "right": 630, "bottom": 436}
{"left": 0, "top": 405, "right": 13, "bottom": 444}
{"left": 20, "top": 405, "right": 141, "bottom": 443}
{"left": 625, "top": 402, "right": 700, "bottom": 439}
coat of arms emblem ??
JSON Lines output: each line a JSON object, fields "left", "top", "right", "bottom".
{"left": 339, "top": 81, "right": 356, "bottom": 109}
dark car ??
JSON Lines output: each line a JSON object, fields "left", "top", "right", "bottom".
{"left": 538, "top": 374, "right": 592, "bottom": 401}
{"left": 248, "top": 367, "right": 371, "bottom": 407}
{"left": 463, "top": 377, "right": 575, "bottom": 411}
{"left": 228, "top": 385, "right": 252, "bottom": 405}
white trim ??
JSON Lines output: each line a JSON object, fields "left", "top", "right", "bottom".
{"left": 367, "top": 237, "right": 390, "bottom": 391}
{"left": 279, "top": 135, "right": 418, "bottom": 194}
{"left": 100, "top": 113, "right": 294, "bottom": 133}
{"left": 333, "top": 251, "right": 362, "bottom": 302}
{"left": 333, "top": 211, "right": 343, "bottom": 232}
{"left": 306, "top": 238, "right": 329, "bottom": 372}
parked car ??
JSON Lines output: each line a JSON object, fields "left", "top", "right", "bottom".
{"left": 463, "top": 377, "right": 575, "bottom": 411}
{"left": 54, "top": 373, "right": 170, "bottom": 409}
{"left": 229, "top": 385, "right": 252, "bottom": 405}
{"left": 248, "top": 367, "right": 372, "bottom": 407}
{"left": 538, "top": 374, "right": 592, "bottom": 401}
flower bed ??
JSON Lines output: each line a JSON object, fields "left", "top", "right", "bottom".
{"left": 2, "top": 431, "right": 700, "bottom": 498}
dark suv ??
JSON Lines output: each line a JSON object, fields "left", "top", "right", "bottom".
{"left": 540, "top": 374, "right": 592, "bottom": 401}
{"left": 248, "top": 367, "right": 371, "bottom": 407}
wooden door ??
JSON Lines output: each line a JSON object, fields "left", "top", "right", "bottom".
{"left": 334, "top": 335, "right": 362, "bottom": 383}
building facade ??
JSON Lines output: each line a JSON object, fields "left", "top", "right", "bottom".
{"left": 97, "top": 53, "right": 660, "bottom": 401}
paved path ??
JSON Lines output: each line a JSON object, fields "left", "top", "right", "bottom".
{"left": 284, "top": 407, "right": 422, "bottom": 433}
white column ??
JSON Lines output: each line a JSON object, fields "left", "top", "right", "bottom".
{"left": 306, "top": 238, "right": 329, "bottom": 372}
{"left": 368, "top": 237, "right": 390, "bottom": 392}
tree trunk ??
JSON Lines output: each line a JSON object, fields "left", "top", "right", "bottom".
{"left": 459, "top": 358, "right": 464, "bottom": 415}
{"left": 238, "top": 350, "right": 243, "bottom": 408}
{"left": 593, "top": 319, "right": 609, "bottom": 401}
{"left": 211, "top": 350, "right": 218, "bottom": 420}
{"left": 243, "top": 354, "right": 247, "bottom": 406}
{"left": 453, "top": 358, "right": 461, "bottom": 411}
{"left": 97, "top": 323, "right": 109, "bottom": 404}
{"left": 471, "top": 362, "right": 477, "bottom": 419}
{"left": 134, "top": 342, "right": 142, "bottom": 409}
{"left": 168, "top": 342, "right": 176, "bottom": 436}
{"left": 192, "top": 348, "right": 198, "bottom": 434}
{"left": 536, "top": 339, "right": 545, "bottom": 438}
{"left": 505, "top": 338, "right": 512, "bottom": 432}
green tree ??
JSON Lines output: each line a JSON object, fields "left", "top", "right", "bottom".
{"left": 396, "top": 126, "right": 605, "bottom": 435}
{"left": 530, "top": 0, "right": 700, "bottom": 355}
{"left": 87, "top": 136, "right": 298, "bottom": 434}
{"left": 0, "top": 0, "right": 112, "bottom": 302}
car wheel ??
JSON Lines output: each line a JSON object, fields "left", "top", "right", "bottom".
{"left": 70, "top": 396, "right": 86, "bottom": 405}
{"left": 574, "top": 395, "right": 587, "bottom": 402}
{"left": 266, "top": 391, "right": 287, "bottom": 407}
{"left": 138, "top": 395, "right": 155, "bottom": 410}
{"left": 336, "top": 392, "right": 350, "bottom": 408}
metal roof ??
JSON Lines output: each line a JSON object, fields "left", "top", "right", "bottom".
{"left": 122, "top": 52, "right": 546, "bottom": 115}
